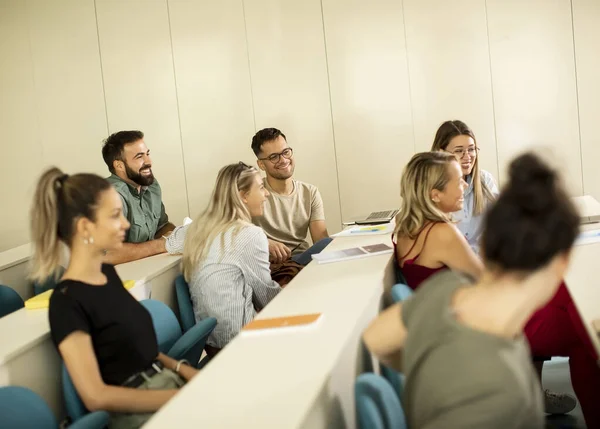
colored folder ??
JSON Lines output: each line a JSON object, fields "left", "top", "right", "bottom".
{"left": 242, "top": 313, "right": 322, "bottom": 332}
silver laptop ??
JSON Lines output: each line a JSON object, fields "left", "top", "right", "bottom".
{"left": 353, "top": 209, "right": 399, "bottom": 225}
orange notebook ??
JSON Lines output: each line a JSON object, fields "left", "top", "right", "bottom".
{"left": 242, "top": 313, "right": 322, "bottom": 333}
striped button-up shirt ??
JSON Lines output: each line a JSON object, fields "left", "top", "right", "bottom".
{"left": 187, "top": 224, "right": 281, "bottom": 348}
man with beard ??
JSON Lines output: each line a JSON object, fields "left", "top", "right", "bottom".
{"left": 251, "top": 128, "right": 331, "bottom": 265}
{"left": 102, "top": 130, "right": 175, "bottom": 264}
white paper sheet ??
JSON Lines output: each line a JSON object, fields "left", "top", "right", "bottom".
{"left": 128, "top": 280, "right": 151, "bottom": 301}
{"left": 332, "top": 222, "right": 394, "bottom": 237}
{"left": 575, "top": 229, "right": 600, "bottom": 246}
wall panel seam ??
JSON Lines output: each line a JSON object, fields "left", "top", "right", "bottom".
{"left": 241, "top": 0, "right": 257, "bottom": 132}
{"left": 569, "top": 0, "right": 585, "bottom": 195}
{"left": 319, "top": 0, "right": 344, "bottom": 226}
{"left": 400, "top": 0, "right": 416, "bottom": 154}
{"left": 166, "top": 0, "right": 191, "bottom": 216}
{"left": 483, "top": 0, "right": 501, "bottom": 181}
{"left": 93, "top": 0, "right": 110, "bottom": 137}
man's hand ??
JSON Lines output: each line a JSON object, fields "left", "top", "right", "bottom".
{"left": 268, "top": 239, "right": 291, "bottom": 264}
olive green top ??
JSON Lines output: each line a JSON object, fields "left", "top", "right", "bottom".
{"left": 401, "top": 270, "right": 544, "bottom": 429}
{"left": 106, "top": 174, "right": 169, "bottom": 243}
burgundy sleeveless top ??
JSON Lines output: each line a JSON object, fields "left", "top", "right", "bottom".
{"left": 393, "top": 222, "right": 448, "bottom": 290}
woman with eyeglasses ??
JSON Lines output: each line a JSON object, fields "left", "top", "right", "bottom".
{"left": 431, "top": 120, "right": 498, "bottom": 254}
{"left": 182, "top": 163, "right": 282, "bottom": 358}
{"left": 431, "top": 121, "right": 582, "bottom": 414}
{"left": 393, "top": 150, "right": 585, "bottom": 417}
{"left": 366, "top": 152, "right": 600, "bottom": 428}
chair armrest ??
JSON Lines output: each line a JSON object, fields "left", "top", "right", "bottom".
{"left": 167, "top": 317, "right": 217, "bottom": 367}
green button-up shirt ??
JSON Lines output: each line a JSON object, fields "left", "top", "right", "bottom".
{"left": 106, "top": 174, "right": 169, "bottom": 243}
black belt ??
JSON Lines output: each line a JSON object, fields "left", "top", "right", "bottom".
{"left": 122, "top": 360, "right": 164, "bottom": 388}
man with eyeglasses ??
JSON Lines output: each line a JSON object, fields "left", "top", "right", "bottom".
{"left": 250, "top": 127, "right": 332, "bottom": 265}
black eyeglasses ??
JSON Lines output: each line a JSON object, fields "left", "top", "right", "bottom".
{"left": 446, "top": 147, "right": 479, "bottom": 159}
{"left": 258, "top": 147, "right": 293, "bottom": 164}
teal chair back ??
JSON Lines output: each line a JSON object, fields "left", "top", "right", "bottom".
{"left": 141, "top": 299, "right": 217, "bottom": 368}
{"left": 62, "top": 364, "right": 88, "bottom": 421}
{"left": 380, "top": 365, "right": 405, "bottom": 405}
{"left": 175, "top": 275, "right": 195, "bottom": 332}
{"left": 355, "top": 373, "right": 407, "bottom": 429}
{"left": 0, "top": 385, "right": 56, "bottom": 429}
{"left": 141, "top": 299, "right": 182, "bottom": 352}
{"left": 0, "top": 385, "right": 109, "bottom": 429}
{"left": 383, "top": 283, "right": 413, "bottom": 403}
{"left": 0, "top": 284, "right": 24, "bottom": 318}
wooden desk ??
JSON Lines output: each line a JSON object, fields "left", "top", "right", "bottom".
{"left": 144, "top": 234, "right": 395, "bottom": 429}
{"left": 0, "top": 253, "right": 182, "bottom": 419}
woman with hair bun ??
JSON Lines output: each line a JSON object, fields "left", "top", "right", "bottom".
{"left": 365, "top": 152, "right": 599, "bottom": 428}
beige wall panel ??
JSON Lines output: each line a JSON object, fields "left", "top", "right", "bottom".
{"left": 26, "top": 0, "right": 108, "bottom": 175}
{"left": 322, "top": 0, "right": 414, "bottom": 220}
{"left": 96, "top": 0, "right": 189, "bottom": 223}
{"left": 0, "top": 1, "right": 43, "bottom": 252}
{"left": 404, "top": 0, "right": 498, "bottom": 179}
{"left": 168, "top": 0, "right": 256, "bottom": 218}
{"left": 486, "top": 0, "right": 582, "bottom": 192}
{"left": 244, "top": 0, "right": 342, "bottom": 232}
{"left": 572, "top": 0, "right": 600, "bottom": 200}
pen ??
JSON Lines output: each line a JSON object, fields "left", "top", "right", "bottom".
{"left": 350, "top": 228, "right": 380, "bottom": 234}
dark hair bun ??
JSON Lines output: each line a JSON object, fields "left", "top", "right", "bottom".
{"left": 481, "top": 152, "right": 579, "bottom": 272}
{"left": 505, "top": 153, "right": 558, "bottom": 214}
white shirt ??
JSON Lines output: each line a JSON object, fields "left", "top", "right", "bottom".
{"left": 453, "top": 170, "right": 499, "bottom": 254}
{"left": 188, "top": 224, "right": 281, "bottom": 348}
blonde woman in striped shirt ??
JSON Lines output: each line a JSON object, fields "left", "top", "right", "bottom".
{"left": 182, "top": 162, "right": 282, "bottom": 358}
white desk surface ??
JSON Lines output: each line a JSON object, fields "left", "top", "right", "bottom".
{"left": 0, "top": 243, "right": 31, "bottom": 271}
{"left": 0, "top": 253, "right": 181, "bottom": 365}
{"left": 572, "top": 195, "right": 600, "bottom": 218}
{"left": 565, "top": 224, "right": 600, "bottom": 358}
{"left": 115, "top": 252, "right": 181, "bottom": 283}
{"left": 144, "top": 234, "right": 394, "bottom": 429}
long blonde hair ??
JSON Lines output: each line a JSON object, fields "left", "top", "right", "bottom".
{"left": 29, "top": 167, "right": 111, "bottom": 283}
{"left": 182, "top": 162, "right": 260, "bottom": 282}
{"left": 431, "top": 120, "right": 494, "bottom": 215}
{"left": 394, "top": 152, "right": 457, "bottom": 239}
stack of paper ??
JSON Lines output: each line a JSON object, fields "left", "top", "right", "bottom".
{"left": 333, "top": 223, "right": 393, "bottom": 237}
{"left": 575, "top": 230, "right": 600, "bottom": 246}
